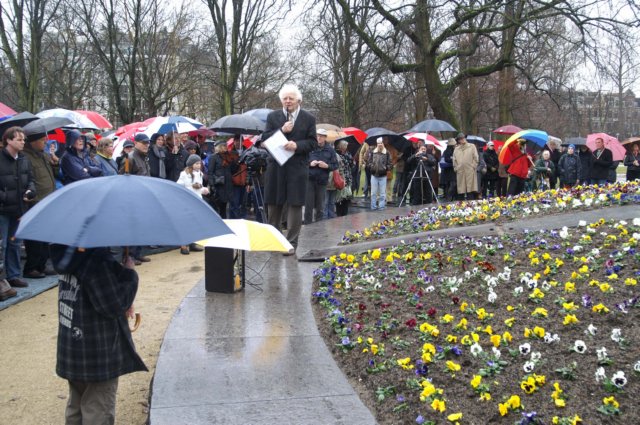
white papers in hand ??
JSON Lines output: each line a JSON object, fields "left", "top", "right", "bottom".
{"left": 263, "top": 130, "right": 294, "bottom": 166}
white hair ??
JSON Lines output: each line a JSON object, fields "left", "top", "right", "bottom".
{"left": 279, "top": 84, "right": 302, "bottom": 101}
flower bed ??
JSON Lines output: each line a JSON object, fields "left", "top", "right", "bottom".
{"left": 314, "top": 218, "right": 640, "bottom": 424}
{"left": 340, "top": 181, "right": 640, "bottom": 245}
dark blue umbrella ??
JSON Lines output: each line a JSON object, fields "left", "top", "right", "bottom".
{"left": 409, "top": 119, "right": 456, "bottom": 133}
{"left": 466, "top": 135, "right": 487, "bottom": 146}
{"left": 242, "top": 108, "right": 273, "bottom": 124}
{"left": 16, "top": 175, "right": 232, "bottom": 248}
{"left": 210, "top": 114, "right": 265, "bottom": 135}
{"left": 364, "top": 127, "right": 410, "bottom": 151}
{"left": 0, "top": 111, "right": 39, "bottom": 137}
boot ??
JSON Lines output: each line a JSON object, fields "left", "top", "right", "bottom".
{"left": 0, "top": 279, "right": 17, "bottom": 301}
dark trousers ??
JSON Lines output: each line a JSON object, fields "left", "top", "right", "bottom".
{"left": 23, "top": 239, "right": 49, "bottom": 273}
{"left": 304, "top": 180, "right": 326, "bottom": 224}
{"left": 268, "top": 204, "right": 302, "bottom": 248}
{"left": 496, "top": 177, "right": 508, "bottom": 197}
{"left": 482, "top": 178, "right": 497, "bottom": 198}
{"left": 507, "top": 176, "right": 526, "bottom": 196}
{"left": 229, "top": 186, "right": 246, "bottom": 219}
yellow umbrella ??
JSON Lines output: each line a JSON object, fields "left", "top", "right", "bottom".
{"left": 198, "top": 219, "right": 293, "bottom": 252}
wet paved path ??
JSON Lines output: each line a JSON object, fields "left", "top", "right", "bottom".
{"left": 149, "top": 204, "right": 639, "bottom": 424}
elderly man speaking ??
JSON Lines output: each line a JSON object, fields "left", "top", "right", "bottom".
{"left": 262, "top": 84, "right": 317, "bottom": 255}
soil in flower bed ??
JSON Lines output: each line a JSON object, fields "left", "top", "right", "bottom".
{"left": 340, "top": 181, "right": 640, "bottom": 246}
{"left": 313, "top": 218, "right": 640, "bottom": 424}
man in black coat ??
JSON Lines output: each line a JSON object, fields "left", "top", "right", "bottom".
{"left": 262, "top": 84, "right": 318, "bottom": 254}
{"left": 0, "top": 126, "right": 36, "bottom": 290}
{"left": 591, "top": 137, "right": 613, "bottom": 186}
{"left": 304, "top": 128, "right": 338, "bottom": 224}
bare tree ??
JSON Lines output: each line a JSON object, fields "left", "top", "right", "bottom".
{"left": 73, "top": 0, "right": 148, "bottom": 123}
{"left": 0, "top": 0, "right": 63, "bottom": 111}
{"left": 334, "top": 0, "right": 640, "bottom": 130}
{"left": 203, "top": 0, "right": 284, "bottom": 116}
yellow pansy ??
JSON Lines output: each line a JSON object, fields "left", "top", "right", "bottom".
{"left": 470, "top": 375, "right": 482, "bottom": 388}
{"left": 431, "top": 398, "right": 446, "bottom": 412}
{"left": 490, "top": 334, "right": 501, "bottom": 347}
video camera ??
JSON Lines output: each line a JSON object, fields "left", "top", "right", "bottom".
{"left": 239, "top": 146, "right": 269, "bottom": 175}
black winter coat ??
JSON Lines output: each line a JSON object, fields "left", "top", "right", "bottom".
{"left": 208, "top": 153, "right": 233, "bottom": 203}
{"left": 308, "top": 144, "right": 338, "bottom": 185}
{"left": 52, "top": 245, "right": 147, "bottom": 382}
{"left": 557, "top": 153, "right": 581, "bottom": 185}
{"left": 591, "top": 148, "right": 613, "bottom": 181}
{"left": 262, "top": 109, "right": 317, "bottom": 206}
{"left": 0, "top": 149, "right": 36, "bottom": 216}
{"left": 483, "top": 149, "right": 499, "bottom": 180}
{"left": 578, "top": 149, "right": 592, "bottom": 182}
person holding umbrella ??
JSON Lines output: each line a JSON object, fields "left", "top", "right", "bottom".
{"left": 591, "top": 137, "right": 613, "bottom": 186}
{"left": 304, "top": 128, "right": 337, "bottom": 224}
{"left": 506, "top": 138, "right": 533, "bottom": 196}
{"left": 0, "top": 127, "right": 36, "bottom": 291}
{"left": 51, "top": 244, "right": 147, "bottom": 424}
{"left": 262, "top": 84, "right": 318, "bottom": 254}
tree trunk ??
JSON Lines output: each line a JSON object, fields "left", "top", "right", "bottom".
{"left": 423, "top": 58, "right": 459, "bottom": 129}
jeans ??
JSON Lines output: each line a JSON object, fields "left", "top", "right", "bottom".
{"left": 0, "top": 214, "right": 22, "bottom": 279}
{"left": 325, "top": 190, "right": 337, "bottom": 218}
{"left": 370, "top": 175, "right": 387, "bottom": 209}
{"left": 229, "top": 186, "right": 247, "bottom": 219}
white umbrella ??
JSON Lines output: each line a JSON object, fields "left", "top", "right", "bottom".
{"left": 36, "top": 108, "right": 99, "bottom": 130}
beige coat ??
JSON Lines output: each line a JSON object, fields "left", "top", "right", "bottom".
{"left": 453, "top": 142, "right": 479, "bottom": 194}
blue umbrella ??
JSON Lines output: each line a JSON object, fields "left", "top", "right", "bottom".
{"left": 466, "top": 135, "right": 486, "bottom": 146}
{"left": 16, "top": 175, "right": 232, "bottom": 248}
{"left": 143, "top": 116, "right": 203, "bottom": 136}
{"left": 409, "top": 119, "right": 457, "bottom": 133}
{"left": 242, "top": 108, "right": 273, "bottom": 124}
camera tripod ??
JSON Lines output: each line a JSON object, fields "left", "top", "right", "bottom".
{"left": 249, "top": 174, "right": 267, "bottom": 223}
{"left": 399, "top": 159, "right": 440, "bottom": 207}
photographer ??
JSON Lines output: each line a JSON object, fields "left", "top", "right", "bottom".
{"left": 240, "top": 145, "right": 269, "bottom": 223}
{"left": 406, "top": 143, "right": 436, "bottom": 205}
{"left": 0, "top": 126, "right": 36, "bottom": 293}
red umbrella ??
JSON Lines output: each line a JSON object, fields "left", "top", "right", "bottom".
{"left": 226, "top": 136, "right": 256, "bottom": 149}
{"left": 0, "top": 102, "right": 17, "bottom": 118}
{"left": 75, "top": 110, "right": 113, "bottom": 129}
{"left": 403, "top": 132, "right": 446, "bottom": 152}
{"left": 493, "top": 124, "right": 522, "bottom": 135}
{"left": 188, "top": 128, "right": 216, "bottom": 138}
{"left": 342, "top": 127, "right": 367, "bottom": 143}
{"left": 586, "top": 132, "right": 627, "bottom": 161}
{"left": 115, "top": 118, "right": 156, "bottom": 141}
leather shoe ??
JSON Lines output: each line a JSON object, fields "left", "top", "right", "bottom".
{"left": 136, "top": 256, "right": 151, "bottom": 262}
{"left": 189, "top": 243, "right": 204, "bottom": 252}
{"left": 43, "top": 266, "right": 57, "bottom": 276}
{"left": 0, "top": 279, "right": 17, "bottom": 301}
{"left": 8, "top": 278, "right": 29, "bottom": 288}
{"left": 24, "top": 270, "right": 46, "bottom": 279}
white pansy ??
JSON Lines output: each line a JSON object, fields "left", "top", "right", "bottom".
{"left": 596, "top": 347, "right": 608, "bottom": 362}
{"left": 523, "top": 361, "right": 535, "bottom": 373}
{"left": 488, "top": 291, "right": 497, "bottom": 303}
{"left": 633, "top": 217, "right": 640, "bottom": 226}
{"left": 595, "top": 367, "right": 606, "bottom": 382}
{"left": 573, "top": 340, "right": 587, "bottom": 353}
{"left": 492, "top": 347, "right": 501, "bottom": 359}
{"left": 578, "top": 220, "right": 587, "bottom": 226}
{"left": 612, "top": 371, "right": 627, "bottom": 388}
{"left": 530, "top": 352, "right": 542, "bottom": 362}
{"left": 586, "top": 324, "right": 598, "bottom": 336}
{"left": 584, "top": 198, "right": 593, "bottom": 206}
{"left": 514, "top": 286, "right": 524, "bottom": 295}
{"left": 425, "top": 285, "right": 435, "bottom": 292}
{"left": 470, "top": 343, "right": 483, "bottom": 357}
{"left": 559, "top": 227, "right": 569, "bottom": 239}
{"left": 611, "top": 328, "right": 622, "bottom": 343}
{"left": 519, "top": 343, "right": 531, "bottom": 355}
{"left": 634, "top": 361, "right": 640, "bottom": 372}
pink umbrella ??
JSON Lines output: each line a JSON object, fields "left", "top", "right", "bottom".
{"left": 226, "top": 136, "right": 257, "bottom": 149}
{"left": 493, "top": 124, "right": 522, "bottom": 135}
{"left": 75, "top": 110, "right": 113, "bottom": 129}
{"left": 586, "top": 133, "right": 627, "bottom": 161}
{"left": 0, "top": 102, "right": 17, "bottom": 118}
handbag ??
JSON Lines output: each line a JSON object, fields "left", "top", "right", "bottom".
{"left": 333, "top": 171, "right": 345, "bottom": 190}
{"left": 439, "top": 155, "right": 452, "bottom": 169}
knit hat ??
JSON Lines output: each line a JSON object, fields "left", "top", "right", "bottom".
{"left": 568, "top": 144, "right": 576, "bottom": 150}
{"left": 184, "top": 140, "right": 198, "bottom": 150}
{"left": 455, "top": 132, "right": 465, "bottom": 141}
{"left": 186, "top": 154, "right": 201, "bottom": 167}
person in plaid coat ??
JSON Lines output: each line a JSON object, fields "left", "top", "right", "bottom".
{"left": 51, "top": 244, "right": 147, "bottom": 424}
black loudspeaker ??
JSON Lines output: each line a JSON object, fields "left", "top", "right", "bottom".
{"left": 204, "top": 247, "right": 238, "bottom": 293}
